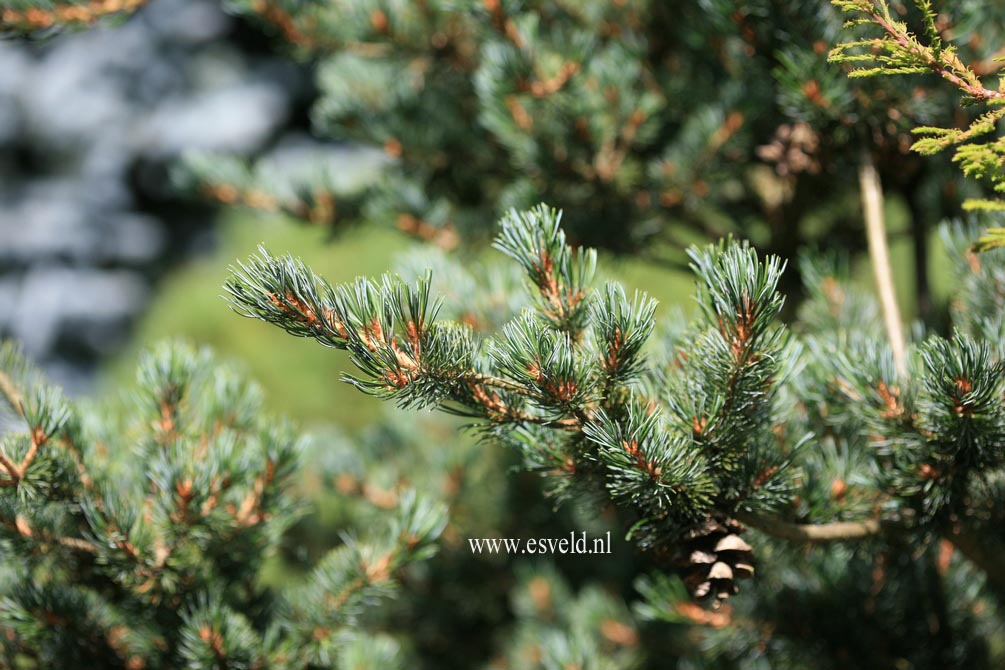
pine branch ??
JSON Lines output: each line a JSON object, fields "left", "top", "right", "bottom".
{"left": 0, "top": 0, "right": 148, "bottom": 29}
{"left": 225, "top": 205, "right": 797, "bottom": 606}
{"left": 832, "top": 0, "right": 1005, "bottom": 233}
{"left": 494, "top": 205, "right": 597, "bottom": 335}
{"left": 832, "top": 1, "right": 1004, "bottom": 102}
{"left": 191, "top": 164, "right": 462, "bottom": 250}
{"left": 225, "top": 204, "right": 1005, "bottom": 611}
{"left": 1, "top": 340, "right": 445, "bottom": 666}
{"left": 199, "top": 177, "right": 335, "bottom": 226}
{"left": 736, "top": 509, "right": 884, "bottom": 542}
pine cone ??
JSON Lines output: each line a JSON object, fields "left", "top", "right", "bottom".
{"left": 672, "top": 516, "right": 754, "bottom": 607}
{"left": 755, "top": 122, "right": 821, "bottom": 176}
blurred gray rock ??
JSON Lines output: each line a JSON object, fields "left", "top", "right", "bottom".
{"left": 143, "top": 0, "right": 229, "bottom": 43}
{"left": 10, "top": 267, "right": 149, "bottom": 359}
{"left": 140, "top": 81, "right": 288, "bottom": 156}
{"left": 0, "top": 0, "right": 309, "bottom": 394}
{"left": 260, "top": 134, "right": 387, "bottom": 193}
{"left": 0, "top": 206, "right": 164, "bottom": 267}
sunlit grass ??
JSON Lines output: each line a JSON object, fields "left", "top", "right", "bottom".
{"left": 102, "top": 215, "right": 411, "bottom": 431}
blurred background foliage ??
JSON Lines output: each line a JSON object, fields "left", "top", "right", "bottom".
{"left": 2, "top": 0, "right": 985, "bottom": 403}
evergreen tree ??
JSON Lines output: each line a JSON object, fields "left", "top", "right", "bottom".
{"left": 174, "top": 0, "right": 1005, "bottom": 315}
{"left": 6, "top": 0, "right": 997, "bottom": 305}
{"left": 225, "top": 203, "right": 1005, "bottom": 668}
{"left": 4, "top": 1, "right": 1005, "bottom": 668}
{"left": 0, "top": 341, "right": 446, "bottom": 668}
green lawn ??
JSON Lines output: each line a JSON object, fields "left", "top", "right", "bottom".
{"left": 102, "top": 216, "right": 409, "bottom": 431}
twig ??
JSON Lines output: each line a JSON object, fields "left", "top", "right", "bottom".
{"left": 0, "top": 370, "right": 26, "bottom": 485}
{"left": 50, "top": 534, "right": 100, "bottom": 553}
{"left": 0, "top": 370, "right": 51, "bottom": 480}
{"left": 3, "top": 517, "right": 99, "bottom": 554}
{"left": 467, "top": 372, "right": 531, "bottom": 395}
{"left": 865, "top": 5, "right": 1005, "bottom": 103}
{"left": 514, "top": 413, "right": 582, "bottom": 431}
{"left": 737, "top": 509, "right": 884, "bottom": 543}
{"left": 18, "top": 428, "right": 45, "bottom": 476}
{"left": 1, "top": 0, "right": 149, "bottom": 29}
{"left": 0, "top": 452, "right": 21, "bottom": 486}
{"left": 859, "top": 151, "right": 906, "bottom": 377}
{"left": 0, "top": 369, "right": 25, "bottom": 417}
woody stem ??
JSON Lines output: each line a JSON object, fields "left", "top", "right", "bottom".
{"left": 736, "top": 510, "right": 883, "bottom": 543}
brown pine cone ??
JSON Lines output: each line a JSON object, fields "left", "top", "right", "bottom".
{"left": 672, "top": 516, "right": 755, "bottom": 608}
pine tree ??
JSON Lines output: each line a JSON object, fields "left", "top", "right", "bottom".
{"left": 0, "top": 340, "right": 446, "bottom": 668}
{"left": 5, "top": 1, "right": 1005, "bottom": 668}
{"left": 172, "top": 0, "right": 1005, "bottom": 318}
{"left": 226, "top": 203, "right": 1005, "bottom": 668}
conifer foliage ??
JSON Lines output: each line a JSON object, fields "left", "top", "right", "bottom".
{"left": 173, "top": 0, "right": 988, "bottom": 268}
{"left": 226, "top": 204, "right": 1005, "bottom": 620}
{"left": 227, "top": 206, "right": 790, "bottom": 575}
{"left": 4, "top": 0, "right": 1005, "bottom": 667}
{"left": 831, "top": 0, "right": 1005, "bottom": 249}
{"left": 0, "top": 341, "right": 445, "bottom": 669}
